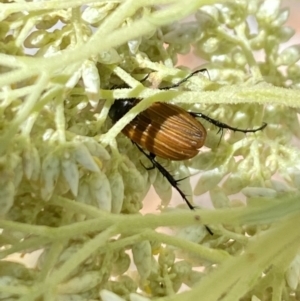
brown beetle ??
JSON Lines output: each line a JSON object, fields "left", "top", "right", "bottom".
{"left": 108, "top": 97, "right": 266, "bottom": 205}
{"left": 108, "top": 70, "right": 266, "bottom": 234}
{"left": 109, "top": 99, "right": 207, "bottom": 161}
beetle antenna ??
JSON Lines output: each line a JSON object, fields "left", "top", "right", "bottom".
{"left": 189, "top": 112, "right": 267, "bottom": 134}
{"left": 134, "top": 143, "right": 213, "bottom": 235}
{"left": 160, "top": 68, "right": 209, "bottom": 90}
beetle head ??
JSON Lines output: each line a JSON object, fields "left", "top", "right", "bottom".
{"left": 109, "top": 98, "right": 137, "bottom": 123}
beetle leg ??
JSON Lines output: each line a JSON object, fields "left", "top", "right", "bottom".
{"left": 174, "top": 175, "right": 190, "bottom": 184}
{"left": 160, "top": 68, "right": 208, "bottom": 90}
{"left": 134, "top": 143, "right": 214, "bottom": 235}
{"left": 140, "top": 160, "right": 155, "bottom": 171}
{"left": 140, "top": 152, "right": 157, "bottom": 171}
{"left": 140, "top": 160, "right": 155, "bottom": 170}
{"left": 134, "top": 143, "right": 195, "bottom": 209}
{"left": 189, "top": 112, "right": 267, "bottom": 133}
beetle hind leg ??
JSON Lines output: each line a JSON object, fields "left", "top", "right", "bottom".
{"left": 190, "top": 112, "right": 267, "bottom": 134}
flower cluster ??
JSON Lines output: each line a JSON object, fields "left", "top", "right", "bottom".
{"left": 0, "top": 0, "right": 300, "bottom": 301}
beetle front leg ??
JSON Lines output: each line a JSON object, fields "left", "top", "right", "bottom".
{"left": 134, "top": 143, "right": 195, "bottom": 210}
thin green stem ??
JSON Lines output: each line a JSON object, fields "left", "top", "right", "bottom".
{"left": 37, "top": 241, "right": 66, "bottom": 281}
{"left": 55, "top": 94, "right": 66, "bottom": 143}
{"left": 1, "top": 194, "right": 300, "bottom": 241}
{"left": 0, "top": 236, "right": 50, "bottom": 259}
{"left": 143, "top": 230, "right": 231, "bottom": 264}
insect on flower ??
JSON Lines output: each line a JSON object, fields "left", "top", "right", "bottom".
{"left": 109, "top": 70, "right": 267, "bottom": 231}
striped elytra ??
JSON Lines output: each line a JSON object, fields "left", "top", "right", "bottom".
{"left": 109, "top": 99, "right": 207, "bottom": 160}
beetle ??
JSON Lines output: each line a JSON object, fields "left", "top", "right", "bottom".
{"left": 108, "top": 70, "right": 266, "bottom": 232}
{"left": 109, "top": 98, "right": 266, "bottom": 201}
{"left": 109, "top": 99, "right": 207, "bottom": 161}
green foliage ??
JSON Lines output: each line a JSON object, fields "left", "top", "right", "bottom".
{"left": 0, "top": 0, "right": 300, "bottom": 300}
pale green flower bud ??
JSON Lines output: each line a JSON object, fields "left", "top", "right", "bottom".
{"left": 58, "top": 271, "right": 103, "bottom": 294}
{"left": 285, "top": 254, "right": 300, "bottom": 290}
{"left": 76, "top": 137, "right": 110, "bottom": 161}
{"left": 210, "top": 187, "right": 230, "bottom": 208}
{"left": 22, "top": 145, "right": 41, "bottom": 181}
{"left": 132, "top": 241, "right": 152, "bottom": 279}
{"left": 276, "top": 45, "right": 300, "bottom": 66}
{"left": 232, "top": 51, "right": 247, "bottom": 67}
{"left": 111, "top": 251, "right": 130, "bottom": 276}
{"left": 277, "top": 26, "right": 295, "bottom": 43}
{"left": 61, "top": 155, "right": 79, "bottom": 197}
{"left": 73, "top": 143, "right": 101, "bottom": 173}
{"left": 217, "top": 3, "right": 247, "bottom": 29}
{"left": 241, "top": 187, "right": 277, "bottom": 198}
{"left": 40, "top": 151, "right": 60, "bottom": 201}
{"left": 169, "top": 260, "right": 193, "bottom": 292}
{"left": 24, "top": 30, "right": 52, "bottom": 48}
{"left": 115, "top": 275, "right": 138, "bottom": 295}
{"left": 36, "top": 15, "right": 60, "bottom": 30}
{"left": 128, "top": 39, "right": 141, "bottom": 55}
{"left": 100, "top": 289, "right": 126, "bottom": 301}
{"left": 194, "top": 167, "right": 226, "bottom": 195}
{"left": 256, "top": 0, "right": 281, "bottom": 22}
{"left": 82, "top": 60, "right": 100, "bottom": 107}
{"left": 98, "top": 49, "right": 121, "bottom": 64}
{"left": 175, "top": 225, "right": 207, "bottom": 244}
{"left": 10, "top": 153, "right": 23, "bottom": 188}
{"left": 222, "top": 172, "right": 249, "bottom": 195}
{"left": 76, "top": 180, "right": 90, "bottom": 205}
{"left": 88, "top": 172, "right": 112, "bottom": 212}
{"left": 201, "top": 37, "right": 220, "bottom": 54}
{"left": 270, "top": 180, "right": 290, "bottom": 193}
{"left": 65, "top": 68, "right": 82, "bottom": 90}
{"left": 153, "top": 175, "right": 172, "bottom": 208}
{"left": 82, "top": 7, "right": 108, "bottom": 24}
{"left": 0, "top": 276, "right": 29, "bottom": 299}
{"left": 158, "top": 247, "right": 175, "bottom": 267}
{"left": 0, "top": 261, "right": 34, "bottom": 280}
{"left": 271, "top": 8, "right": 289, "bottom": 27}
{"left": 107, "top": 170, "right": 124, "bottom": 214}
{"left": 196, "top": 6, "right": 219, "bottom": 26}
{"left": 247, "top": 0, "right": 258, "bottom": 14}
